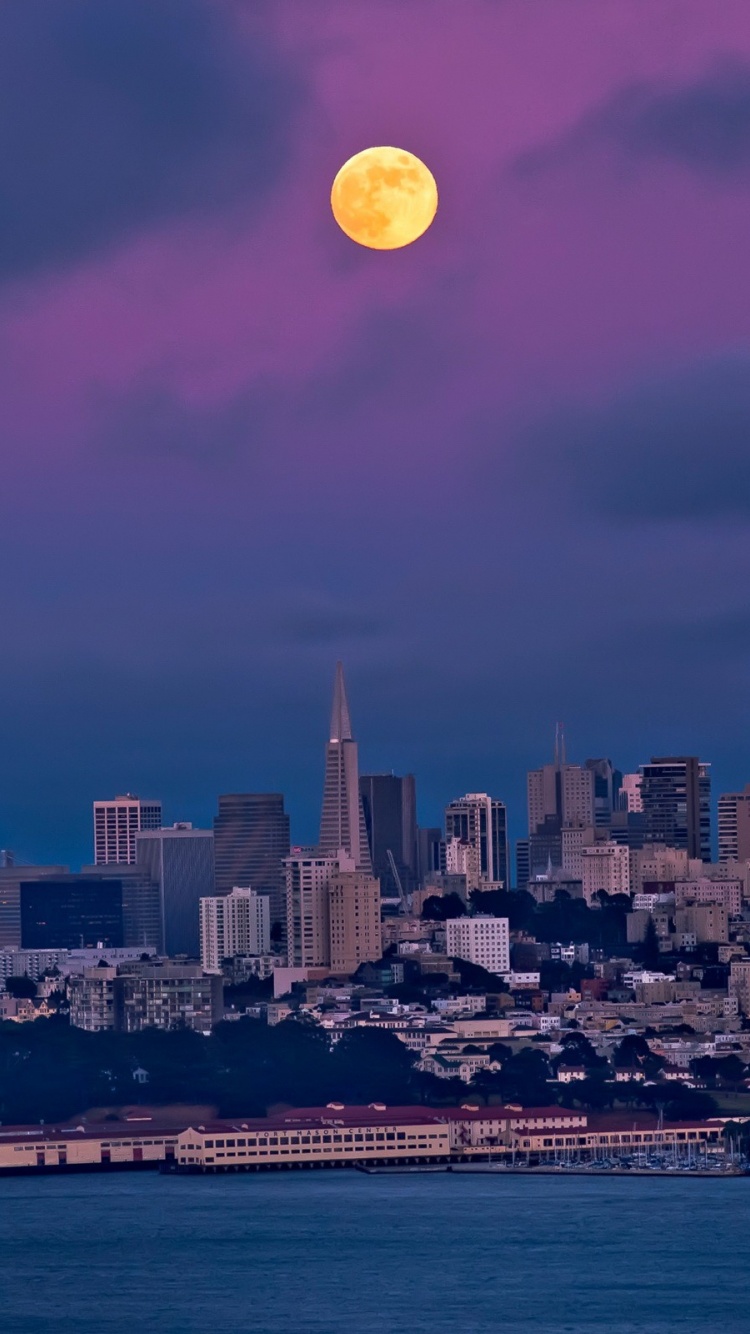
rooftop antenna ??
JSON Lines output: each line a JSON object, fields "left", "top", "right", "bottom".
{"left": 554, "top": 722, "right": 567, "bottom": 768}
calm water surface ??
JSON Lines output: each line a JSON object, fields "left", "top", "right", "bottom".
{"left": 1, "top": 1171, "right": 748, "bottom": 1334}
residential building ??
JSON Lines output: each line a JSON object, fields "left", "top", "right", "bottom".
{"left": 674, "top": 903, "right": 729, "bottom": 945}
{"left": 68, "top": 966, "right": 118, "bottom": 1032}
{"left": 718, "top": 785, "right": 750, "bottom": 863}
{"left": 136, "top": 824, "right": 214, "bottom": 957}
{"left": 213, "top": 794, "right": 290, "bottom": 931}
{"left": 360, "top": 773, "right": 417, "bottom": 897}
{"left": 729, "top": 960, "right": 750, "bottom": 1015}
{"left": 199, "top": 888, "right": 271, "bottom": 974}
{"left": 117, "top": 962, "right": 223, "bottom": 1034}
{"left": 443, "top": 837, "right": 481, "bottom": 888}
{"left": 444, "top": 793, "right": 509, "bottom": 889}
{"left": 328, "top": 870, "right": 382, "bottom": 974}
{"left": 20, "top": 876, "right": 124, "bottom": 950}
{"left": 93, "top": 795, "right": 162, "bottom": 866}
{"left": 319, "top": 662, "right": 371, "bottom": 871}
{"left": 580, "top": 842, "right": 631, "bottom": 903}
{"left": 561, "top": 823, "right": 609, "bottom": 880}
{"left": 639, "top": 757, "right": 711, "bottom": 861}
{"left": 674, "top": 878, "right": 743, "bottom": 918}
{"left": 629, "top": 845, "right": 700, "bottom": 895}
{"left": 445, "top": 916, "right": 510, "bottom": 975}
{"left": 285, "top": 850, "right": 342, "bottom": 968}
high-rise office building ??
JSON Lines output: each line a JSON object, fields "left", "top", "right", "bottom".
{"left": 585, "top": 759, "right": 622, "bottom": 828}
{"left": 0, "top": 865, "right": 69, "bottom": 949}
{"left": 82, "top": 863, "right": 162, "bottom": 951}
{"left": 640, "top": 757, "right": 711, "bottom": 861}
{"left": 444, "top": 793, "right": 509, "bottom": 889}
{"left": 285, "top": 850, "right": 341, "bottom": 968}
{"left": 93, "top": 795, "right": 162, "bottom": 866}
{"left": 416, "top": 827, "right": 442, "bottom": 884}
{"left": 136, "top": 824, "right": 214, "bottom": 958}
{"left": 328, "top": 869, "right": 382, "bottom": 974}
{"left": 718, "top": 785, "right": 750, "bottom": 863}
{"left": 213, "top": 794, "right": 290, "bottom": 929}
{"left": 319, "top": 662, "right": 371, "bottom": 871}
{"left": 199, "top": 887, "right": 271, "bottom": 974}
{"left": 526, "top": 733, "right": 595, "bottom": 879}
{"left": 20, "top": 876, "right": 124, "bottom": 950}
{"left": 360, "top": 773, "right": 417, "bottom": 897}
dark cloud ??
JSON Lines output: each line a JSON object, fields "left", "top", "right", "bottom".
{"left": 523, "top": 355, "right": 750, "bottom": 521}
{"left": 516, "top": 63, "right": 750, "bottom": 178}
{"left": 0, "top": 0, "right": 303, "bottom": 281}
{"left": 92, "top": 381, "right": 270, "bottom": 465}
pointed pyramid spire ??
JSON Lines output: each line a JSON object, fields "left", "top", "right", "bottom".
{"left": 330, "top": 660, "right": 353, "bottom": 742}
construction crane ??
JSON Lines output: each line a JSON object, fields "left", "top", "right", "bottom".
{"left": 386, "top": 849, "right": 410, "bottom": 915}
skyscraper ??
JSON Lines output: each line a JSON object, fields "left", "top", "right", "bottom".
{"left": 136, "top": 824, "right": 215, "bottom": 957}
{"left": 718, "top": 784, "right": 750, "bottom": 863}
{"left": 93, "top": 795, "right": 162, "bottom": 866}
{"left": 213, "top": 794, "right": 290, "bottom": 929}
{"left": 20, "top": 876, "right": 124, "bottom": 950}
{"left": 585, "top": 759, "right": 622, "bottom": 828}
{"left": 444, "top": 793, "right": 509, "bottom": 889}
{"left": 640, "top": 757, "right": 711, "bottom": 861}
{"left": 360, "top": 772, "right": 417, "bottom": 896}
{"left": 319, "top": 662, "right": 371, "bottom": 871}
{"left": 526, "top": 732, "right": 594, "bottom": 878}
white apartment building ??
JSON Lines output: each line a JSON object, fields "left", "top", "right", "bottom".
{"left": 199, "top": 888, "right": 270, "bottom": 974}
{"left": 580, "top": 842, "right": 630, "bottom": 902}
{"left": 445, "top": 916, "right": 510, "bottom": 976}
{"left": 444, "top": 836, "right": 481, "bottom": 887}
{"left": 94, "top": 795, "right": 162, "bottom": 866}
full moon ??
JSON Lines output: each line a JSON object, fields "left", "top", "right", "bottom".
{"left": 330, "top": 146, "right": 438, "bottom": 250}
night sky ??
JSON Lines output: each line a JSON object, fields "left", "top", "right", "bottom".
{"left": 2, "top": 0, "right": 750, "bottom": 867}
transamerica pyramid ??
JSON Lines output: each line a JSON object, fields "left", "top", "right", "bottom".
{"left": 318, "top": 661, "right": 372, "bottom": 871}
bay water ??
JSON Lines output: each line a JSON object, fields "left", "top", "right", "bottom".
{"left": 1, "top": 1171, "right": 748, "bottom": 1333}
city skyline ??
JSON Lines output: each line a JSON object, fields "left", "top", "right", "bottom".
{"left": 1, "top": 2, "right": 749, "bottom": 869}
{"left": 0, "top": 655, "right": 742, "bottom": 878}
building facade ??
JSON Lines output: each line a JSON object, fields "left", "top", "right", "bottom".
{"left": 580, "top": 842, "right": 631, "bottom": 902}
{"left": 445, "top": 916, "right": 510, "bottom": 975}
{"left": 285, "top": 851, "right": 341, "bottom": 968}
{"left": 328, "top": 870, "right": 382, "bottom": 974}
{"left": 444, "top": 793, "right": 509, "bottom": 889}
{"left": 136, "top": 825, "right": 214, "bottom": 958}
{"left": 639, "top": 757, "right": 711, "bottom": 861}
{"left": 20, "top": 876, "right": 124, "bottom": 950}
{"left": 93, "top": 795, "right": 162, "bottom": 866}
{"left": 199, "top": 888, "right": 271, "bottom": 973}
{"left": 213, "top": 795, "right": 290, "bottom": 931}
{"left": 718, "top": 784, "right": 750, "bottom": 863}
{"left": 319, "top": 663, "right": 371, "bottom": 871}
{"left": 360, "top": 772, "right": 417, "bottom": 897}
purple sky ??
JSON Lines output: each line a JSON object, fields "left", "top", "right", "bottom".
{"left": 2, "top": 0, "right": 750, "bottom": 865}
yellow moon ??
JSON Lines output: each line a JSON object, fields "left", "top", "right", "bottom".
{"left": 331, "top": 146, "right": 438, "bottom": 250}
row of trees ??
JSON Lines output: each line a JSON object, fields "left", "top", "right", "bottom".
{"left": 423, "top": 888, "right": 631, "bottom": 953}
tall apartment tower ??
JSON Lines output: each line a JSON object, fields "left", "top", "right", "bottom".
{"left": 620, "top": 773, "right": 643, "bottom": 813}
{"left": 640, "top": 757, "right": 711, "bottom": 861}
{"left": 360, "top": 773, "right": 417, "bottom": 896}
{"left": 285, "top": 850, "right": 342, "bottom": 968}
{"left": 213, "top": 794, "right": 290, "bottom": 930}
{"left": 444, "top": 794, "right": 509, "bottom": 889}
{"left": 199, "top": 887, "right": 270, "bottom": 974}
{"left": 318, "top": 663, "right": 371, "bottom": 871}
{"left": 718, "top": 784, "right": 750, "bottom": 863}
{"left": 94, "top": 795, "right": 162, "bottom": 866}
{"left": 328, "top": 869, "right": 382, "bottom": 974}
{"left": 136, "top": 824, "right": 215, "bottom": 958}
